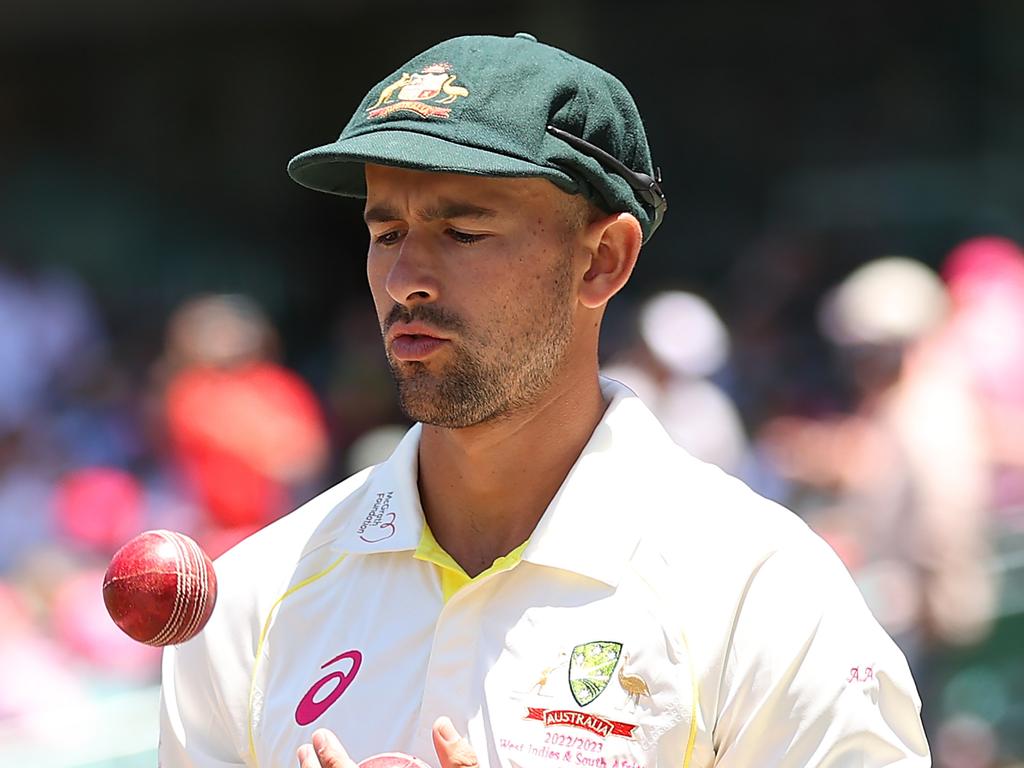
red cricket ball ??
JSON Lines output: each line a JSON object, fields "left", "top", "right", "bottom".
{"left": 359, "top": 754, "right": 432, "bottom": 768}
{"left": 102, "top": 529, "right": 217, "bottom": 646}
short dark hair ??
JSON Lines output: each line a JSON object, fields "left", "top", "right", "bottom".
{"left": 560, "top": 193, "right": 607, "bottom": 236}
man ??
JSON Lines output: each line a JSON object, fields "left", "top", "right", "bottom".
{"left": 160, "top": 33, "right": 930, "bottom": 767}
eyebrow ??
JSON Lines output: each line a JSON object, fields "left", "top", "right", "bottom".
{"left": 364, "top": 200, "right": 499, "bottom": 224}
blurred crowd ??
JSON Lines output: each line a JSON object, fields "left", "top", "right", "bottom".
{"left": 0, "top": 234, "right": 1023, "bottom": 765}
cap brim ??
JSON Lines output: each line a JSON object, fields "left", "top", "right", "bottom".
{"left": 287, "top": 130, "right": 577, "bottom": 198}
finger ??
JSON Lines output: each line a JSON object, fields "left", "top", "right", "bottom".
{"left": 310, "top": 729, "right": 359, "bottom": 768}
{"left": 297, "top": 743, "right": 319, "bottom": 768}
{"left": 432, "top": 717, "right": 479, "bottom": 768}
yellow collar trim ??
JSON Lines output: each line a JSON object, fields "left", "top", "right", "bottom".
{"left": 414, "top": 524, "right": 529, "bottom": 603}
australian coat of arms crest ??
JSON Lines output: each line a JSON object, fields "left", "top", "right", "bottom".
{"left": 367, "top": 63, "right": 469, "bottom": 120}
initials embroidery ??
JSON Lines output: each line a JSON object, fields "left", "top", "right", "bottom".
{"left": 847, "top": 665, "right": 875, "bottom": 683}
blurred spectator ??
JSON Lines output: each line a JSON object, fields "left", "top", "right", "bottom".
{"left": 942, "top": 237, "right": 1024, "bottom": 515}
{"left": 54, "top": 467, "right": 143, "bottom": 555}
{"left": 934, "top": 714, "right": 998, "bottom": 768}
{"left": 602, "top": 291, "right": 748, "bottom": 475}
{"left": 0, "top": 264, "right": 105, "bottom": 433}
{"left": 0, "top": 579, "right": 88, "bottom": 722}
{"left": 0, "top": 264, "right": 111, "bottom": 572}
{"left": 0, "top": 428, "right": 59, "bottom": 573}
{"left": 346, "top": 424, "right": 409, "bottom": 475}
{"left": 326, "top": 302, "right": 408, "bottom": 463}
{"left": 155, "top": 294, "right": 329, "bottom": 557}
{"left": 51, "top": 567, "right": 160, "bottom": 680}
{"left": 761, "top": 257, "right": 997, "bottom": 663}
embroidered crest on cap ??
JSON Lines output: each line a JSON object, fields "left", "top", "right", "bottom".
{"left": 367, "top": 63, "right": 469, "bottom": 120}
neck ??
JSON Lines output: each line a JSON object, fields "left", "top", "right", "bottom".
{"left": 417, "top": 369, "right": 606, "bottom": 577}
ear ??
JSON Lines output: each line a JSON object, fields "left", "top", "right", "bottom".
{"left": 578, "top": 213, "right": 643, "bottom": 310}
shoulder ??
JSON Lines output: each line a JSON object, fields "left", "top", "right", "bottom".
{"left": 626, "top": 449, "right": 848, "bottom": 658}
{"left": 603, "top": 387, "right": 819, "bottom": 603}
{"left": 216, "top": 468, "right": 373, "bottom": 598}
{"left": 638, "top": 448, "right": 816, "bottom": 575}
{"left": 627, "top": 456, "right": 926, "bottom": 742}
{"left": 201, "top": 467, "right": 376, "bottom": 649}
{"left": 217, "top": 468, "right": 373, "bottom": 564}
{"left": 160, "top": 467, "right": 380, "bottom": 760}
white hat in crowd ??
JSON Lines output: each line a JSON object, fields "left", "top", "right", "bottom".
{"left": 819, "top": 257, "right": 949, "bottom": 346}
{"left": 639, "top": 291, "right": 729, "bottom": 376}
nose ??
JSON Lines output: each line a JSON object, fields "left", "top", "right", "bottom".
{"left": 384, "top": 233, "right": 440, "bottom": 308}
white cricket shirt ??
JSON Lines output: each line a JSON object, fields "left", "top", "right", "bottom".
{"left": 160, "top": 378, "right": 930, "bottom": 767}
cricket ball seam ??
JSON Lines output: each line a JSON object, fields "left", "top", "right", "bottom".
{"left": 149, "top": 530, "right": 188, "bottom": 645}
{"left": 180, "top": 533, "right": 210, "bottom": 643}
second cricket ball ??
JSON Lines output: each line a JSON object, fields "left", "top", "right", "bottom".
{"left": 102, "top": 529, "right": 218, "bottom": 646}
{"left": 359, "top": 753, "right": 432, "bottom": 768}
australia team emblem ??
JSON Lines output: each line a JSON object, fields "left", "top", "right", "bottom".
{"left": 367, "top": 63, "right": 469, "bottom": 120}
{"left": 515, "top": 640, "right": 646, "bottom": 743}
{"left": 568, "top": 641, "right": 622, "bottom": 707}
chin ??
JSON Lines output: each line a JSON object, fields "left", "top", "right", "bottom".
{"left": 390, "top": 356, "right": 524, "bottom": 428}
{"left": 397, "top": 385, "right": 503, "bottom": 429}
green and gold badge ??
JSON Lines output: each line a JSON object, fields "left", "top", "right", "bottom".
{"left": 568, "top": 641, "right": 622, "bottom": 707}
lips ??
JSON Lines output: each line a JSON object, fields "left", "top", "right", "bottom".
{"left": 387, "top": 324, "right": 450, "bottom": 362}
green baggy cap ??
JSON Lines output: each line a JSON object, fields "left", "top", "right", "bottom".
{"left": 287, "top": 32, "right": 666, "bottom": 241}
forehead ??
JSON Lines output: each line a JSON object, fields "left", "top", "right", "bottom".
{"left": 363, "top": 164, "right": 569, "bottom": 212}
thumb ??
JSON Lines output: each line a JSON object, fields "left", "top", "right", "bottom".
{"left": 432, "top": 717, "right": 479, "bottom": 768}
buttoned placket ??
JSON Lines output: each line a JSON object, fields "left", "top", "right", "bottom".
{"left": 412, "top": 556, "right": 527, "bottom": 765}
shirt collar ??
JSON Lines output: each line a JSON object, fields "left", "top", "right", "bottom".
{"left": 305, "top": 378, "right": 677, "bottom": 587}
{"left": 303, "top": 423, "right": 425, "bottom": 557}
{"left": 519, "top": 377, "right": 675, "bottom": 587}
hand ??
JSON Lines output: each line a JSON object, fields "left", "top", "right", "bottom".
{"left": 431, "top": 716, "right": 479, "bottom": 768}
{"left": 296, "top": 716, "right": 479, "bottom": 768}
{"left": 297, "top": 729, "right": 354, "bottom": 768}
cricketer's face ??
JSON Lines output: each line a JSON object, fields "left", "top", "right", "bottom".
{"left": 363, "top": 164, "right": 584, "bottom": 428}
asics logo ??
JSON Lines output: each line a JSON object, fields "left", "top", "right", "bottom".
{"left": 294, "top": 649, "right": 363, "bottom": 726}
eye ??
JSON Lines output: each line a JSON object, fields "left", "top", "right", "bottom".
{"left": 374, "top": 230, "right": 404, "bottom": 246}
{"left": 447, "top": 229, "right": 488, "bottom": 245}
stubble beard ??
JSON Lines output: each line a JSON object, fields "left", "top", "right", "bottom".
{"left": 383, "top": 260, "right": 575, "bottom": 429}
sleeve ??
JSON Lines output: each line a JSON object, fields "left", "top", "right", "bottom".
{"left": 712, "top": 535, "right": 931, "bottom": 767}
{"left": 159, "top": 628, "right": 253, "bottom": 767}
